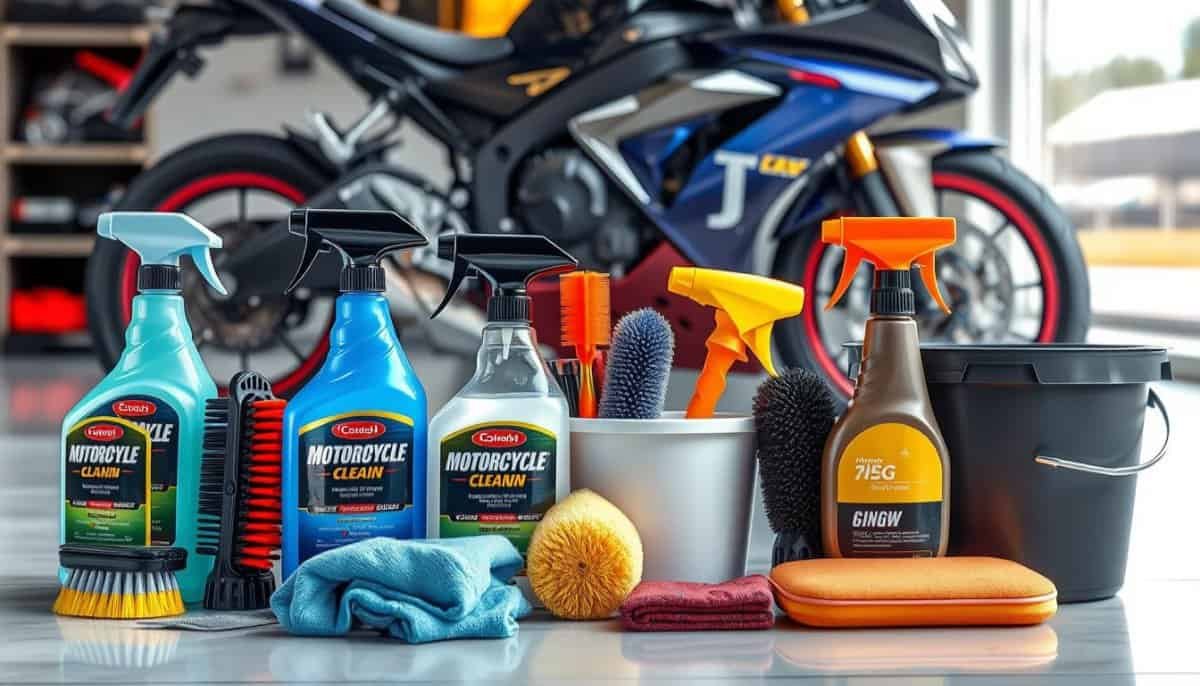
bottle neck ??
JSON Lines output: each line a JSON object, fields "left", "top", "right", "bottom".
{"left": 116, "top": 291, "right": 197, "bottom": 371}
{"left": 323, "top": 292, "right": 402, "bottom": 367}
{"left": 463, "top": 321, "right": 557, "bottom": 396}
{"left": 854, "top": 315, "right": 927, "bottom": 402}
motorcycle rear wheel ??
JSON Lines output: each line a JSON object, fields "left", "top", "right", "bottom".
{"left": 773, "top": 150, "right": 1091, "bottom": 403}
{"left": 86, "top": 133, "right": 334, "bottom": 396}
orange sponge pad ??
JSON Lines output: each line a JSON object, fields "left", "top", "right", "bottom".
{"left": 770, "top": 557, "right": 1057, "bottom": 628}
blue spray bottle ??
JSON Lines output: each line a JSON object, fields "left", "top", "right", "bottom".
{"left": 60, "top": 212, "right": 227, "bottom": 603}
{"left": 281, "top": 209, "right": 430, "bottom": 578}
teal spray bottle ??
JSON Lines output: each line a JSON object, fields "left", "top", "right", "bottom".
{"left": 427, "top": 234, "right": 577, "bottom": 561}
{"left": 60, "top": 212, "right": 227, "bottom": 603}
{"left": 281, "top": 209, "right": 429, "bottom": 578}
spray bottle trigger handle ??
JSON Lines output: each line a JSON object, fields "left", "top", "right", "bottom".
{"left": 825, "top": 246, "right": 863, "bottom": 311}
{"left": 429, "top": 254, "right": 472, "bottom": 319}
{"left": 746, "top": 324, "right": 778, "bottom": 377}
{"left": 915, "top": 252, "right": 951, "bottom": 314}
{"left": 187, "top": 245, "right": 228, "bottom": 296}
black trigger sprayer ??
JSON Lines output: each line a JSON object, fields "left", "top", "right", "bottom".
{"left": 285, "top": 208, "right": 429, "bottom": 294}
{"left": 430, "top": 234, "right": 578, "bottom": 322}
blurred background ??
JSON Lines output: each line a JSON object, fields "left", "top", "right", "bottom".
{"left": 0, "top": 0, "right": 1193, "bottom": 601}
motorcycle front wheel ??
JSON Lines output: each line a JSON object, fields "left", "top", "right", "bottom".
{"left": 86, "top": 133, "right": 334, "bottom": 396}
{"left": 773, "top": 150, "right": 1092, "bottom": 402}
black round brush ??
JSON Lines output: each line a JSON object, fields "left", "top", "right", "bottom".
{"left": 752, "top": 367, "right": 835, "bottom": 565}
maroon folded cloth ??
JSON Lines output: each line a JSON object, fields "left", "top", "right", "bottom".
{"left": 619, "top": 575, "right": 775, "bottom": 632}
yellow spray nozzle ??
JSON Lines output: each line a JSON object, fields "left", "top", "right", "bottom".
{"left": 821, "top": 216, "right": 956, "bottom": 314}
{"left": 667, "top": 267, "right": 805, "bottom": 377}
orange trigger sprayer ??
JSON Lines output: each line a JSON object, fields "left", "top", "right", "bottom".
{"left": 822, "top": 216, "right": 956, "bottom": 313}
{"left": 667, "top": 268, "right": 805, "bottom": 419}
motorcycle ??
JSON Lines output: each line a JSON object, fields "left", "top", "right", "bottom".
{"left": 87, "top": 0, "right": 1090, "bottom": 401}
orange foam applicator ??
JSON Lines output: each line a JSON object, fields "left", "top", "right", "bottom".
{"left": 560, "top": 271, "right": 611, "bottom": 418}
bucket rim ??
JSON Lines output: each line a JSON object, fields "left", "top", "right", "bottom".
{"left": 842, "top": 343, "right": 1171, "bottom": 385}
{"left": 570, "top": 411, "right": 755, "bottom": 435}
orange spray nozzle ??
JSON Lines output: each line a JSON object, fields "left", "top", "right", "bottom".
{"left": 821, "top": 216, "right": 956, "bottom": 314}
{"left": 668, "top": 267, "right": 805, "bottom": 418}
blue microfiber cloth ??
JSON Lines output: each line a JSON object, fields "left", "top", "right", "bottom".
{"left": 270, "top": 536, "right": 532, "bottom": 644}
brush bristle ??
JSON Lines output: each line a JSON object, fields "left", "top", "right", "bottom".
{"left": 197, "top": 397, "right": 231, "bottom": 557}
{"left": 752, "top": 368, "right": 834, "bottom": 551}
{"left": 54, "top": 567, "right": 184, "bottom": 619}
{"left": 560, "top": 272, "right": 611, "bottom": 352}
{"left": 598, "top": 308, "right": 674, "bottom": 419}
{"left": 237, "top": 398, "right": 284, "bottom": 572}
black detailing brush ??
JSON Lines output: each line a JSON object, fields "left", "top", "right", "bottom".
{"left": 198, "top": 371, "right": 284, "bottom": 610}
{"left": 752, "top": 367, "right": 835, "bottom": 565}
{"left": 553, "top": 358, "right": 582, "bottom": 417}
{"left": 599, "top": 308, "right": 675, "bottom": 419}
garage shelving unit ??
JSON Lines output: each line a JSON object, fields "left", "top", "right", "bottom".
{"left": 0, "top": 2, "right": 155, "bottom": 351}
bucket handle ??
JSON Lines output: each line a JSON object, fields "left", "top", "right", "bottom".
{"left": 1034, "top": 389, "right": 1169, "bottom": 477}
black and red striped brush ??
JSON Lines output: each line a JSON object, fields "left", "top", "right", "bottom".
{"left": 198, "top": 371, "right": 284, "bottom": 610}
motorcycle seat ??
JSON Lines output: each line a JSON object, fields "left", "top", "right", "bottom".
{"left": 326, "top": 0, "right": 514, "bottom": 67}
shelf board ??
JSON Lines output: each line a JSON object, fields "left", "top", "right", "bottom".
{"left": 3, "top": 143, "right": 149, "bottom": 165}
{"left": 4, "top": 235, "right": 95, "bottom": 257}
{"left": 2, "top": 23, "right": 152, "bottom": 47}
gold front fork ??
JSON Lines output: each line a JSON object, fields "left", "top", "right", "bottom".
{"left": 845, "top": 131, "right": 880, "bottom": 179}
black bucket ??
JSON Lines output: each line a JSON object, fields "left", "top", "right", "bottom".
{"left": 845, "top": 344, "right": 1172, "bottom": 602}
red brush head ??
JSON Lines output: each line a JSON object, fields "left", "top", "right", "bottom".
{"left": 236, "top": 398, "right": 284, "bottom": 572}
{"left": 560, "top": 271, "right": 611, "bottom": 362}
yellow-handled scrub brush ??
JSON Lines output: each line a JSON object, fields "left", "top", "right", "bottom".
{"left": 527, "top": 489, "right": 642, "bottom": 619}
{"left": 54, "top": 544, "right": 186, "bottom": 619}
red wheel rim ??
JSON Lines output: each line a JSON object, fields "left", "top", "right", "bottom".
{"left": 119, "top": 172, "right": 329, "bottom": 396}
{"left": 803, "top": 173, "right": 1063, "bottom": 397}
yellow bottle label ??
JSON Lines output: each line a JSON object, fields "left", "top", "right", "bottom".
{"left": 836, "top": 422, "right": 943, "bottom": 556}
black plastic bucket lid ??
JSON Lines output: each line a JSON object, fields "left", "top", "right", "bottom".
{"left": 844, "top": 344, "right": 1171, "bottom": 385}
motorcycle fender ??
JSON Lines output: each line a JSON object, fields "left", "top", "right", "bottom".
{"left": 871, "top": 128, "right": 1004, "bottom": 217}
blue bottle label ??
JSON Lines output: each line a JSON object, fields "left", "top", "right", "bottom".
{"left": 83, "top": 395, "right": 180, "bottom": 545}
{"left": 296, "top": 411, "right": 415, "bottom": 560}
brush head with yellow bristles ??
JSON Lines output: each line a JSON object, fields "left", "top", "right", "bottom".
{"left": 559, "top": 271, "right": 611, "bottom": 361}
{"left": 54, "top": 544, "right": 186, "bottom": 620}
{"left": 527, "top": 489, "right": 642, "bottom": 620}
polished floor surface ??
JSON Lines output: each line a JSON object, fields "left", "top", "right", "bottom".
{"left": 2, "top": 355, "right": 1195, "bottom": 684}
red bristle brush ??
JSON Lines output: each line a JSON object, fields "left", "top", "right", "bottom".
{"left": 198, "top": 371, "right": 283, "bottom": 610}
{"left": 560, "top": 271, "right": 611, "bottom": 418}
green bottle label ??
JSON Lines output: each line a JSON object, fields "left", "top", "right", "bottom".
{"left": 63, "top": 417, "right": 151, "bottom": 545}
{"left": 439, "top": 422, "right": 557, "bottom": 555}
{"left": 83, "top": 395, "right": 180, "bottom": 544}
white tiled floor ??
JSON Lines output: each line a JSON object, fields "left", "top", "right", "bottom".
{"left": 0, "top": 354, "right": 1193, "bottom": 684}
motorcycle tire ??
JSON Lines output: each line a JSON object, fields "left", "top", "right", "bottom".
{"left": 86, "top": 133, "right": 333, "bottom": 394}
{"left": 773, "top": 150, "right": 1091, "bottom": 403}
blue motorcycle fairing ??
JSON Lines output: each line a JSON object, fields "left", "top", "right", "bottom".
{"left": 621, "top": 55, "right": 939, "bottom": 273}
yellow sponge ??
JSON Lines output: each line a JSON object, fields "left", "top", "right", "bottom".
{"left": 527, "top": 489, "right": 643, "bottom": 619}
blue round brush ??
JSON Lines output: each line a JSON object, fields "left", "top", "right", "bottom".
{"left": 598, "top": 308, "right": 675, "bottom": 419}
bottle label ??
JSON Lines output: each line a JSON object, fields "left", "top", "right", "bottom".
{"left": 296, "top": 411, "right": 414, "bottom": 561}
{"left": 836, "top": 422, "right": 943, "bottom": 557}
{"left": 438, "top": 422, "right": 557, "bottom": 556}
{"left": 63, "top": 417, "right": 151, "bottom": 545}
{"left": 82, "top": 395, "right": 180, "bottom": 545}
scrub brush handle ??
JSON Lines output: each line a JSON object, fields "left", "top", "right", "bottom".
{"left": 579, "top": 361, "right": 598, "bottom": 419}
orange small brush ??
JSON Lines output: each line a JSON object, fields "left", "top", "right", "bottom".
{"left": 560, "top": 271, "right": 611, "bottom": 418}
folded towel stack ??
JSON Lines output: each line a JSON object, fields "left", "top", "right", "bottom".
{"left": 619, "top": 575, "right": 775, "bottom": 632}
{"left": 270, "top": 536, "right": 532, "bottom": 644}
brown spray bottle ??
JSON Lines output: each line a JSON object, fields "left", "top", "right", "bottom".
{"left": 820, "top": 217, "right": 956, "bottom": 558}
